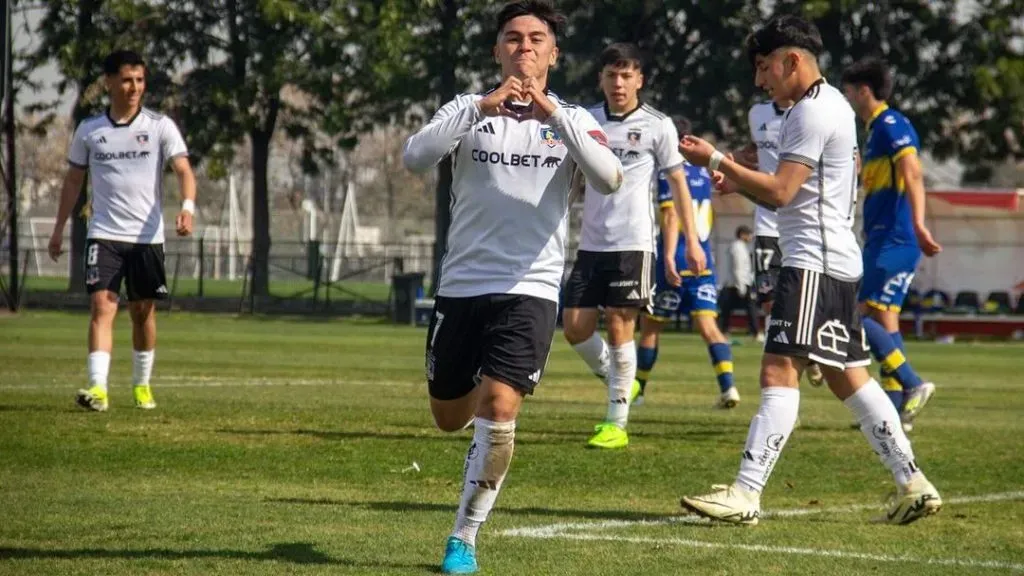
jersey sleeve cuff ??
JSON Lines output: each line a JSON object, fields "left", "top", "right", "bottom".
{"left": 891, "top": 146, "right": 917, "bottom": 162}
{"left": 658, "top": 200, "right": 674, "bottom": 209}
{"left": 659, "top": 163, "right": 683, "bottom": 175}
{"left": 779, "top": 152, "right": 817, "bottom": 168}
{"left": 67, "top": 159, "right": 88, "bottom": 169}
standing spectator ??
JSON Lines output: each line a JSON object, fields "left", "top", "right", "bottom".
{"left": 718, "top": 225, "right": 760, "bottom": 338}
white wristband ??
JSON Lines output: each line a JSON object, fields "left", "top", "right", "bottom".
{"left": 709, "top": 150, "right": 726, "bottom": 172}
{"left": 181, "top": 199, "right": 195, "bottom": 214}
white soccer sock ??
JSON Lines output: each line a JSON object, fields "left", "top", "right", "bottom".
{"left": 572, "top": 332, "right": 609, "bottom": 379}
{"left": 133, "top": 350, "right": 155, "bottom": 386}
{"left": 452, "top": 418, "right": 515, "bottom": 547}
{"left": 844, "top": 379, "right": 919, "bottom": 486}
{"left": 87, "top": 351, "right": 111, "bottom": 390}
{"left": 736, "top": 386, "right": 800, "bottom": 493}
{"left": 604, "top": 343, "right": 637, "bottom": 428}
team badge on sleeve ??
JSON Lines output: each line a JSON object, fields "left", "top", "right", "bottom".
{"left": 587, "top": 130, "right": 609, "bottom": 147}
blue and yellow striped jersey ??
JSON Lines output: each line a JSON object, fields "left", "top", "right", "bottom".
{"left": 656, "top": 163, "right": 715, "bottom": 276}
{"left": 861, "top": 104, "right": 920, "bottom": 249}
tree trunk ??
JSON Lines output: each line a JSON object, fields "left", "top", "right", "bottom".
{"left": 430, "top": 0, "right": 459, "bottom": 296}
{"left": 67, "top": 0, "right": 99, "bottom": 293}
{"left": 250, "top": 129, "right": 271, "bottom": 297}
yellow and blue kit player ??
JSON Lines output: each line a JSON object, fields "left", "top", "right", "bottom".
{"left": 843, "top": 57, "right": 941, "bottom": 429}
{"left": 635, "top": 163, "right": 739, "bottom": 409}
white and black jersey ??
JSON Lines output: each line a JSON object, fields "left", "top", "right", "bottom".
{"left": 578, "top": 103, "right": 684, "bottom": 253}
{"left": 763, "top": 81, "right": 867, "bottom": 369}
{"left": 403, "top": 91, "right": 622, "bottom": 304}
{"left": 748, "top": 101, "right": 787, "bottom": 239}
{"left": 68, "top": 108, "right": 188, "bottom": 245}
{"left": 776, "top": 81, "right": 862, "bottom": 282}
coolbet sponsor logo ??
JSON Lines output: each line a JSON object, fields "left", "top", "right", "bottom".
{"left": 94, "top": 150, "right": 150, "bottom": 161}
{"left": 471, "top": 149, "right": 548, "bottom": 168}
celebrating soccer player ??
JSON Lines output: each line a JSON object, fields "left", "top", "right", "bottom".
{"left": 402, "top": 1, "right": 623, "bottom": 572}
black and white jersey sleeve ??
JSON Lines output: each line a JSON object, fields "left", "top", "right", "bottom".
{"left": 546, "top": 105, "right": 622, "bottom": 196}
{"left": 776, "top": 83, "right": 862, "bottom": 282}
{"left": 748, "top": 102, "right": 784, "bottom": 238}
{"left": 68, "top": 122, "right": 90, "bottom": 169}
{"left": 402, "top": 93, "right": 483, "bottom": 172}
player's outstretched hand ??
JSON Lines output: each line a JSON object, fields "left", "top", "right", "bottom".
{"left": 176, "top": 210, "right": 193, "bottom": 237}
{"left": 916, "top": 225, "right": 942, "bottom": 257}
{"left": 679, "top": 135, "right": 716, "bottom": 167}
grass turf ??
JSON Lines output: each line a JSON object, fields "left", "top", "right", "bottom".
{"left": 1, "top": 311, "right": 1022, "bottom": 575}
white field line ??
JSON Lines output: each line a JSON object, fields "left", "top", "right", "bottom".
{"left": 546, "top": 532, "right": 1024, "bottom": 572}
{"left": 501, "top": 490, "right": 1024, "bottom": 537}
{"left": 501, "top": 490, "right": 1024, "bottom": 572}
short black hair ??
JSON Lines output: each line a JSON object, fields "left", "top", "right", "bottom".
{"left": 841, "top": 57, "right": 893, "bottom": 101}
{"left": 736, "top": 225, "right": 753, "bottom": 238}
{"left": 599, "top": 42, "right": 643, "bottom": 71}
{"left": 745, "top": 15, "right": 823, "bottom": 67}
{"left": 495, "top": 0, "right": 565, "bottom": 39}
{"left": 672, "top": 116, "right": 692, "bottom": 137}
{"left": 103, "top": 50, "right": 146, "bottom": 75}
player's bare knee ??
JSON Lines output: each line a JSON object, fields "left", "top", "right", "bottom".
{"left": 759, "top": 354, "right": 800, "bottom": 389}
{"left": 129, "top": 300, "right": 155, "bottom": 324}
{"left": 605, "top": 308, "right": 637, "bottom": 345}
{"left": 562, "top": 323, "right": 591, "bottom": 345}
{"left": 696, "top": 316, "right": 726, "bottom": 343}
{"left": 90, "top": 295, "right": 118, "bottom": 321}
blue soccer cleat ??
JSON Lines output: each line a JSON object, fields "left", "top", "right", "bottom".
{"left": 440, "top": 536, "right": 478, "bottom": 574}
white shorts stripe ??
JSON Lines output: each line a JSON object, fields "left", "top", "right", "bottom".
{"left": 797, "top": 270, "right": 820, "bottom": 346}
{"left": 795, "top": 270, "right": 811, "bottom": 345}
{"left": 808, "top": 271, "right": 820, "bottom": 345}
{"left": 642, "top": 252, "right": 651, "bottom": 299}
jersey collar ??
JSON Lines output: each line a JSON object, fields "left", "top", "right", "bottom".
{"left": 866, "top": 103, "right": 889, "bottom": 128}
{"left": 106, "top": 106, "right": 142, "bottom": 128}
{"left": 604, "top": 101, "right": 643, "bottom": 122}
{"left": 771, "top": 102, "right": 787, "bottom": 115}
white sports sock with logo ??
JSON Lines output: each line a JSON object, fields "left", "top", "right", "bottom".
{"left": 844, "top": 379, "right": 919, "bottom": 486}
{"left": 604, "top": 343, "right": 636, "bottom": 428}
{"left": 736, "top": 386, "right": 800, "bottom": 493}
{"left": 451, "top": 418, "right": 516, "bottom": 547}
{"left": 572, "top": 332, "right": 609, "bottom": 379}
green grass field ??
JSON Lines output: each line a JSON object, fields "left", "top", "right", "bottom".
{"left": 1, "top": 311, "right": 1022, "bottom": 575}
